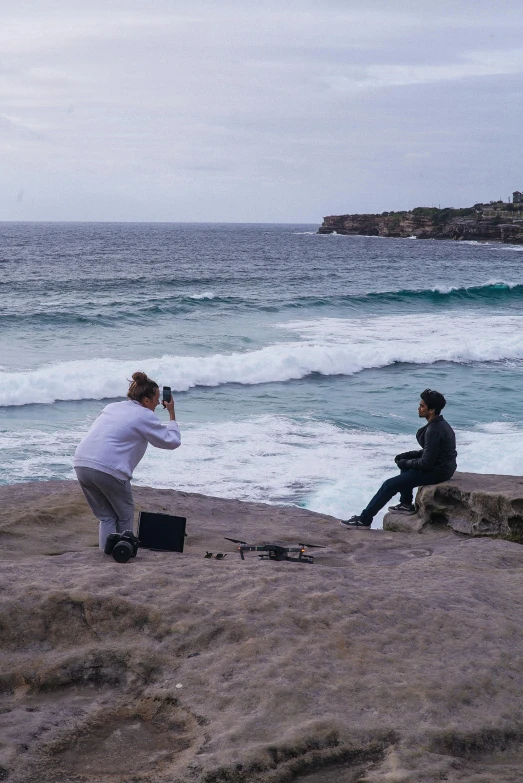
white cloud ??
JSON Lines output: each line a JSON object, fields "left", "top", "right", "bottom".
{"left": 363, "top": 49, "right": 523, "bottom": 89}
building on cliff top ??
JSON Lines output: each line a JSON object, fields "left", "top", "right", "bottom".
{"left": 513, "top": 191, "right": 523, "bottom": 203}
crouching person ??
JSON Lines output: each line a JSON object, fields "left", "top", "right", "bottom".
{"left": 341, "top": 389, "right": 457, "bottom": 529}
{"left": 74, "top": 372, "right": 181, "bottom": 549}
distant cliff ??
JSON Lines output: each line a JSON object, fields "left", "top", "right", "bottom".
{"left": 318, "top": 202, "right": 523, "bottom": 243}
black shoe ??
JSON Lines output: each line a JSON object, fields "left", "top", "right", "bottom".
{"left": 340, "top": 515, "right": 371, "bottom": 528}
{"left": 388, "top": 503, "right": 416, "bottom": 515}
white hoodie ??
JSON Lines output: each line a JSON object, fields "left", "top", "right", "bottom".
{"left": 74, "top": 399, "right": 181, "bottom": 481}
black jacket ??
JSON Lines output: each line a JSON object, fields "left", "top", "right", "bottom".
{"left": 396, "top": 415, "right": 457, "bottom": 478}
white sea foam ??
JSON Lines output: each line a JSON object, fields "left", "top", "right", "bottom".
{"left": 426, "top": 285, "right": 454, "bottom": 294}
{"left": 305, "top": 420, "right": 523, "bottom": 523}
{"left": 188, "top": 291, "right": 215, "bottom": 300}
{"left": 425, "top": 279, "right": 521, "bottom": 294}
{"left": 2, "top": 313, "right": 523, "bottom": 407}
{"left": 276, "top": 313, "right": 523, "bottom": 355}
{"left": 2, "top": 416, "right": 523, "bottom": 527}
{"left": 459, "top": 240, "right": 489, "bottom": 246}
{"left": 458, "top": 241, "right": 523, "bottom": 252}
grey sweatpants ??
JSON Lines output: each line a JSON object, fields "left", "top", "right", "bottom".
{"left": 75, "top": 466, "right": 135, "bottom": 550}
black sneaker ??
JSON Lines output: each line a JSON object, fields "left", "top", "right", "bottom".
{"left": 340, "top": 515, "right": 371, "bottom": 528}
{"left": 388, "top": 503, "right": 416, "bottom": 515}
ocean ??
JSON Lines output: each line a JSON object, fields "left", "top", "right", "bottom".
{"left": 2, "top": 222, "right": 523, "bottom": 527}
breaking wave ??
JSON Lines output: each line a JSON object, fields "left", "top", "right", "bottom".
{"left": 3, "top": 281, "right": 523, "bottom": 327}
{"left": 270, "top": 281, "right": 523, "bottom": 311}
{"left": 364, "top": 280, "right": 523, "bottom": 301}
{"left": 3, "top": 312, "right": 523, "bottom": 407}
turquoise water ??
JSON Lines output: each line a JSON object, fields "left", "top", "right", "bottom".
{"left": 1, "top": 222, "right": 523, "bottom": 525}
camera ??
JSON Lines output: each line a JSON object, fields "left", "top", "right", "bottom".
{"left": 104, "top": 530, "right": 140, "bottom": 562}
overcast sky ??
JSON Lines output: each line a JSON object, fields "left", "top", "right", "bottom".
{"left": 1, "top": 0, "right": 522, "bottom": 222}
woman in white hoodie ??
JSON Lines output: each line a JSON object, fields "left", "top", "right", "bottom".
{"left": 74, "top": 371, "right": 181, "bottom": 549}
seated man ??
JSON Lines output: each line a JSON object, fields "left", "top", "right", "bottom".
{"left": 341, "top": 389, "right": 457, "bottom": 529}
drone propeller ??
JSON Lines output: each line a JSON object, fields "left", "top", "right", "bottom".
{"left": 299, "top": 542, "right": 327, "bottom": 549}
{"left": 224, "top": 537, "right": 247, "bottom": 545}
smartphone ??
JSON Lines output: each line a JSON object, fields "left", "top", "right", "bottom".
{"left": 162, "top": 386, "right": 172, "bottom": 404}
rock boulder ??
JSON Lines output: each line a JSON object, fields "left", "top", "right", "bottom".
{"left": 384, "top": 471, "right": 523, "bottom": 541}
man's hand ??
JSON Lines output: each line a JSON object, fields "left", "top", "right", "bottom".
{"left": 163, "top": 396, "right": 176, "bottom": 421}
{"left": 396, "top": 458, "right": 409, "bottom": 470}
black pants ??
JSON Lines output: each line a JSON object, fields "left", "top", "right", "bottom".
{"left": 360, "top": 468, "right": 452, "bottom": 524}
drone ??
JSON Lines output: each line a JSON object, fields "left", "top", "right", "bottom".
{"left": 225, "top": 538, "right": 326, "bottom": 564}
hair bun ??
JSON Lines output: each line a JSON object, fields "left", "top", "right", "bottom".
{"left": 127, "top": 371, "right": 158, "bottom": 402}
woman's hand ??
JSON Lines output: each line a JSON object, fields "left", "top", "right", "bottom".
{"left": 163, "top": 396, "right": 176, "bottom": 421}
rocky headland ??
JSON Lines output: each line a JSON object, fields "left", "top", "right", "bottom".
{"left": 318, "top": 202, "right": 523, "bottom": 243}
{"left": 1, "top": 478, "right": 523, "bottom": 783}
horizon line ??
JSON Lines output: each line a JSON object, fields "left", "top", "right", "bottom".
{"left": 0, "top": 219, "right": 319, "bottom": 226}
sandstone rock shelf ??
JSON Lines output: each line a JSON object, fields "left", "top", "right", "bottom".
{"left": 1, "top": 479, "right": 523, "bottom": 782}
{"left": 384, "top": 472, "right": 523, "bottom": 541}
{"left": 318, "top": 203, "right": 523, "bottom": 243}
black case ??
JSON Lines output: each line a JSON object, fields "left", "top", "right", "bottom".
{"left": 137, "top": 511, "right": 186, "bottom": 552}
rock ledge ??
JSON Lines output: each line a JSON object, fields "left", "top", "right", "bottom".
{"left": 384, "top": 471, "right": 523, "bottom": 540}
